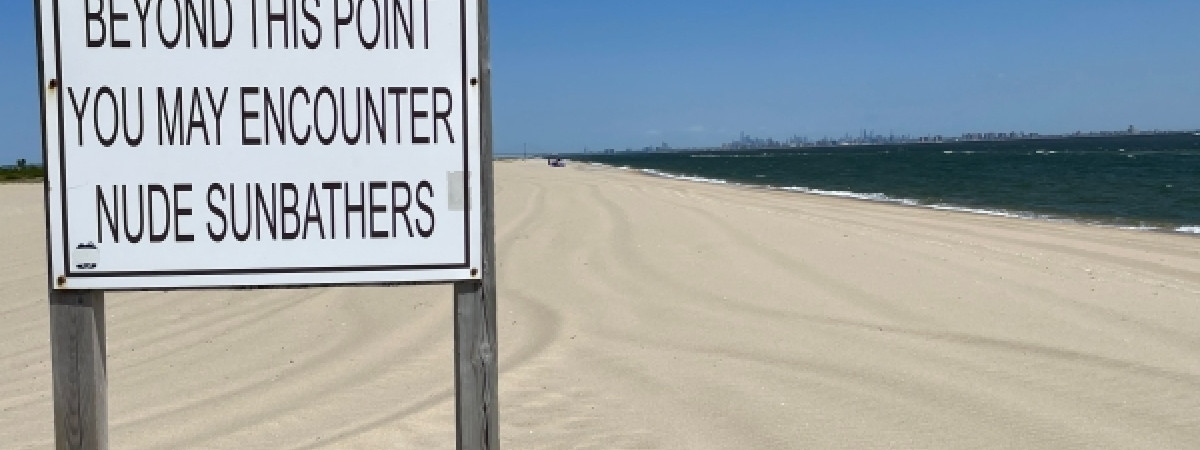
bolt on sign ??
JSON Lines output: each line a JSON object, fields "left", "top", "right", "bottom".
{"left": 36, "top": 0, "right": 483, "bottom": 289}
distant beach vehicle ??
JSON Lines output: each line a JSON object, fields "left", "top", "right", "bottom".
{"left": 547, "top": 157, "right": 566, "bottom": 167}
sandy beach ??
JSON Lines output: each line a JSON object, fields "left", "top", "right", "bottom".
{"left": 2, "top": 159, "right": 1199, "bottom": 449}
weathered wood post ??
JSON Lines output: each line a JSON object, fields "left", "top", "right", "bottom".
{"left": 454, "top": 1, "right": 498, "bottom": 449}
{"left": 49, "top": 290, "right": 107, "bottom": 450}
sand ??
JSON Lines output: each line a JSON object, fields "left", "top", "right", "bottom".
{"left": 2, "top": 160, "right": 1198, "bottom": 449}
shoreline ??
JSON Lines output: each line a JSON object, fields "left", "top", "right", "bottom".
{"left": 579, "top": 161, "right": 1200, "bottom": 237}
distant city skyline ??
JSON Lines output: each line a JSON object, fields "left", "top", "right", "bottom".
{"left": 549, "top": 124, "right": 1196, "bottom": 155}
{"left": 4, "top": 1, "right": 1200, "bottom": 162}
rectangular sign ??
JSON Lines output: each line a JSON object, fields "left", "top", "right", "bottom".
{"left": 36, "top": 0, "right": 482, "bottom": 289}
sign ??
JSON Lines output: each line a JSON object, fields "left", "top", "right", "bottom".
{"left": 36, "top": 0, "right": 483, "bottom": 289}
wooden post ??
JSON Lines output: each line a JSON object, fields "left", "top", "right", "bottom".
{"left": 454, "top": 278, "right": 498, "bottom": 450}
{"left": 49, "top": 290, "right": 108, "bottom": 450}
{"left": 455, "top": 0, "right": 497, "bottom": 448}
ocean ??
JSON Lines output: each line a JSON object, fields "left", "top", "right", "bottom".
{"left": 570, "top": 134, "right": 1200, "bottom": 234}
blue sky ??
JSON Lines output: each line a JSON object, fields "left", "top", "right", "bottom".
{"left": 4, "top": 1, "right": 1200, "bottom": 161}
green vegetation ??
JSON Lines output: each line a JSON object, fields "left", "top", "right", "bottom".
{"left": 1, "top": 159, "right": 44, "bottom": 181}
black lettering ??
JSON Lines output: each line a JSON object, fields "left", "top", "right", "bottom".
{"left": 86, "top": 0, "right": 107, "bottom": 47}
{"left": 206, "top": 87, "right": 228, "bottom": 145}
{"left": 415, "top": 180, "right": 434, "bottom": 237}
{"left": 390, "top": 181, "right": 413, "bottom": 237}
{"left": 230, "top": 183, "right": 253, "bottom": 241}
{"left": 97, "top": 185, "right": 120, "bottom": 243}
{"left": 289, "top": 87, "right": 312, "bottom": 144}
{"left": 94, "top": 86, "right": 119, "bottom": 147}
{"left": 302, "top": 183, "right": 326, "bottom": 239}
{"left": 158, "top": 0, "right": 183, "bottom": 48}
{"left": 301, "top": 0, "right": 322, "bottom": 49}
{"left": 281, "top": 183, "right": 300, "bottom": 240}
{"left": 322, "top": 182, "right": 342, "bottom": 237}
{"left": 263, "top": 87, "right": 287, "bottom": 144}
{"left": 186, "top": 87, "right": 210, "bottom": 145}
{"left": 123, "top": 185, "right": 146, "bottom": 243}
{"left": 433, "top": 87, "right": 454, "bottom": 143}
{"left": 387, "top": 86, "right": 407, "bottom": 143}
{"left": 132, "top": 0, "right": 152, "bottom": 47}
{"left": 266, "top": 0, "right": 288, "bottom": 48}
{"left": 109, "top": 1, "right": 131, "bottom": 48}
{"left": 158, "top": 87, "right": 185, "bottom": 145}
{"left": 207, "top": 183, "right": 227, "bottom": 242}
{"left": 240, "top": 87, "right": 261, "bottom": 145}
{"left": 173, "top": 184, "right": 194, "bottom": 242}
{"left": 122, "top": 87, "right": 145, "bottom": 147}
{"left": 410, "top": 86, "right": 429, "bottom": 144}
{"left": 357, "top": 0, "right": 381, "bottom": 49}
{"left": 391, "top": 0, "right": 414, "bottom": 49}
{"left": 255, "top": 183, "right": 278, "bottom": 240}
{"left": 69, "top": 87, "right": 92, "bottom": 146}
{"left": 344, "top": 182, "right": 366, "bottom": 238}
{"left": 364, "top": 87, "right": 386, "bottom": 143}
{"left": 184, "top": 0, "right": 208, "bottom": 47}
{"left": 292, "top": 0, "right": 300, "bottom": 46}
{"left": 314, "top": 86, "right": 338, "bottom": 145}
{"left": 334, "top": 0, "right": 353, "bottom": 48}
{"left": 368, "top": 181, "right": 387, "bottom": 238}
{"left": 213, "top": 0, "right": 234, "bottom": 48}
{"left": 251, "top": 0, "right": 259, "bottom": 47}
{"left": 340, "top": 87, "right": 362, "bottom": 144}
{"left": 148, "top": 184, "right": 171, "bottom": 243}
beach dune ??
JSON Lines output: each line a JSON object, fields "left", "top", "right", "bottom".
{"left": 2, "top": 160, "right": 1198, "bottom": 449}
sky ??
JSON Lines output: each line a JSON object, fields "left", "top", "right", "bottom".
{"left": 3, "top": 1, "right": 1200, "bottom": 161}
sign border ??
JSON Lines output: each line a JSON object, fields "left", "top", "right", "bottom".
{"left": 37, "top": 0, "right": 482, "bottom": 290}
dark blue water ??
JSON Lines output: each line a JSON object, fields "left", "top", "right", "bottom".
{"left": 571, "top": 134, "right": 1200, "bottom": 234}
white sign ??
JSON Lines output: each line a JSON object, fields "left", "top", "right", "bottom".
{"left": 36, "top": 0, "right": 482, "bottom": 289}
